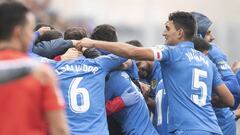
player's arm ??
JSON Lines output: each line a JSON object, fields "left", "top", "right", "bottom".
{"left": 78, "top": 38, "right": 155, "bottom": 61}
{"left": 222, "top": 76, "right": 240, "bottom": 109}
{"left": 145, "top": 97, "right": 156, "bottom": 112}
{"left": 138, "top": 82, "right": 156, "bottom": 111}
{"left": 211, "top": 76, "right": 240, "bottom": 109}
{"left": 34, "top": 64, "right": 69, "bottom": 135}
{"left": 33, "top": 38, "right": 78, "bottom": 59}
{"left": 106, "top": 89, "right": 140, "bottom": 115}
{"left": 213, "top": 83, "right": 234, "bottom": 108}
{"left": 211, "top": 62, "right": 234, "bottom": 107}
{"left": 234, "top": 108, "right": 240, "bottom": 120}
{"left": 28, "top": 27, "right": 52, "bottom": 54}
{"left": 106, "top": 97, "right": 125, "bottom": 116}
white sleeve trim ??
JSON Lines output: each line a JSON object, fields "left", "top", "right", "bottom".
{"left": 150, "top": 47, "right": 163, "bottom": 60}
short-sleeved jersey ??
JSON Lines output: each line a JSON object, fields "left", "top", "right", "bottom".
{"left": 0, "top": 50, "right": 64, "bottom": 135}
{"left": 145, "top": 61, "right": 168, "bottom": 135}
{"left": 105, "top": 71, "right": 158, "bottom": 135}
{"left": 49, "top": 54, "right": 126, "bottom": 135}
{"left": 152, "top": 41, "right": 223, "bottom": 134}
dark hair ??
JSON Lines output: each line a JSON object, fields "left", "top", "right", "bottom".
{"left": 34, "top": 23, "right": 55, "bottom": 31}
{"left": 192, "top": 36, "right": 211, "bottom": 52}
{"left": 126, "top": 40, "right": 143, "bottom": 47}
{"left": 35, "top": 30, "right": 63, "bottom": 44}
{"left": 64, "top": 27, "right": 87, "bottom": 40}
{"left": 168, "top": 11, "right": 196, "bottom": 40}
{"left": 83, "top": 48, "right": 101, "bottom": 59}
{"left": 0, "top": 2, "right": 29, "bottom": 40}
{"left": 90, "top": 24, "right": 118, "bottom": 42}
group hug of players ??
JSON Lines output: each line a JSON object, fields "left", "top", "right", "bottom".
{"left": 1, "top": 1, "right": 240, "bottom": 135}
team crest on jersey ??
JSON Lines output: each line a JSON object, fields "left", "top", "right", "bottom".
{"left": 151, "top": 79, "right": 157, "bottom": 90}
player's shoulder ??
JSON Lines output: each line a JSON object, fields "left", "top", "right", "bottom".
{"left": 153, "top": 44, "right": 173, "bottom": 52}
{"left": 95, "top": 54, "right": 121, "bottom": 61}
{"left": 209, "top": 42, "right": 219, "bottom": 48}
{"left": 209, "top": 42, "right": 226, "bottom": 56}
{"left": 108, "top": 71, "right": 130, "bottom": 80}
{"left": 69, "top": 56, "right": 102, "bottom": 67}
{"left": 205, "top": 56, "right": 218, "bottom": 72}
{"left": 106, "top": 71, "right": 131, "bottom": 92}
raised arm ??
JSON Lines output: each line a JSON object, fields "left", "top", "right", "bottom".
{"left": 78, "top": 38, "right": 155, "bottom": 61}
{"left": 33, "top": 39, "right": 75, "bottom": 59}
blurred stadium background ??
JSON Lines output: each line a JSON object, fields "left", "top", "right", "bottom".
{"left": 3, "top": 0, "right": 240, "bottom": 133}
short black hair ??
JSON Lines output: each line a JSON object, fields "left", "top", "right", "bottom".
{"left": 0, "top": 2, "right": 29, "bottom": 40}
{"left": 64, "top": 27, "right": 87, "bottom": 40}
{"left": 126, "top": 40, "right": 143, "bottom": 47}
{"left": 169, "top": 11, "right": 196, "bottom": 40}
{"left": 192, "top": 36, "right": 211, "bottom": 52}
{"left": 83, "top": 48, "right": 101, "bottom": 59}
{"left": 35, "top": 30, "right": 63, "bottom": 44}
{"left": 34, "top": 23, "right": 55, "bottom": 31}
{"left": 90, "top": 24, "right": 118, "bottom": 42}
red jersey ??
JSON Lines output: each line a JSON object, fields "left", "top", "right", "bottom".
{"left": 0, "top": 50, "right": 64, "bottom": 135}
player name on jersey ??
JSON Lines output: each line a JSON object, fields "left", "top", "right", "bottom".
{"left": 55, "top": 64, "right": 99, "bottom": 75}
{"left": 185, "top": 49, "right": 209, "bottom": 66}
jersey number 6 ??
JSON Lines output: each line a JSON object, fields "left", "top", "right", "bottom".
{"left": 69, "top": 77, "right": 90, "bottom": 113}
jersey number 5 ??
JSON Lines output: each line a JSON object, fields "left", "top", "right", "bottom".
{"left": 69, "top": 77, "right": 90, "bottom": 113}
{"left": 192, "top": 68, "right": 207, "bottom": 107}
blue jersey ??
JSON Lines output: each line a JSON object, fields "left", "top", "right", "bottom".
{"left": 146, "top": 61, "right": 168, "bottom": 135}
{"left": 105, "top": 71, "right": 158, "bottom": 135}
{"left": 223, "top": 75, "right": 240, "bottom": 109}
{"left": 152, "top": 41, "right": 223, "bottom": 134}
{"left": 208, "top": 43, "right": 234, "bottom": 77}
{"left": 208, "top": 44, "right": 240, "bottom": 103}
{"left": 33, "top": 54, "right": 126, "bottom": 135}
{"left": 208, "top": 43, "right": 237, "bottom": 135}
{"left": 125, "top": 60, "right": 139, "bottom": 80}
{"left": 236, "top": 70, "right": 240, "bottom": 87}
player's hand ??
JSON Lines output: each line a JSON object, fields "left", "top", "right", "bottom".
{"left": 76, "top": 38, "right": 95, "bottom": 49}
{"left": 234, "top": 108, "right": 240, "bottom": 121}
{"left": 119, "top": 59, "right": 132, "bottom": 70}
{"left": 121, "top": 88, "right": 140, "bottom": 107}
{"left": 61, "top": 48, "right": 82, "bottom": 61}
{"left": 139, "top": 82, "right": 151, "bottom": 96}
{"left": 37, "top": 26, "right": 51, "bottom": 36}
{"left": 232, "top": 61, "right": 240, "bottom": 73}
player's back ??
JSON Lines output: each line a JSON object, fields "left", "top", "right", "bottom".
{"left": 160, "top": 43, "right": 222, "bottom": 134}
{"left": 105, "top": 71, "right": 158, "bottom": 135}
{"left": 0, "top": 50, "right": 54, "bottom": 135}
{"left": 51, "top": 55, "right": 126, "bottom": 135}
